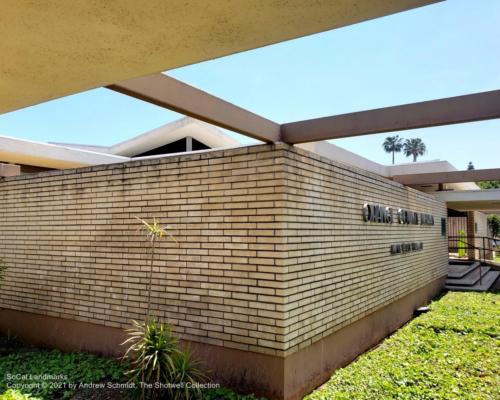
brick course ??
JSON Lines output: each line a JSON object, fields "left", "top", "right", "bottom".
{"left": 0, "top": 144, "right": 448, "bottom": 356}
{"left": 280, "top": 146, "right": 448, "bottom": 355}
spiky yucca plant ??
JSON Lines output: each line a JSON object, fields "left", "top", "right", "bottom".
{"left": 171, "top": 346, "right": 206, "bottom": 400}
{"left": 136, "top": 217, "right": 177, "bottom": 320}
{"left": 123, "top": 320, "right": 205, "bottom": 399}
{"left": 125, "top": 218, "right": 207, "bottom": 399}
{"left": 123, "top": 319, "right": 179, "bottom": 385}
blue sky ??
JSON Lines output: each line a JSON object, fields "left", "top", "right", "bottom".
{"left": 0, "top": 0, "right": 499, "bottom": 168}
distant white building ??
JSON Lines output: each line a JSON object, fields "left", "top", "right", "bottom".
{"left": 1, "top": 116, "right": 497, "bottom": 217}
{"left": 0, "top": 117, "right": 239, "bottom": 173}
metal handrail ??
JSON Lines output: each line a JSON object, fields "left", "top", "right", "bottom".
{"left": 448, "top": 235, "right": 497, "bottom": 242}
{"left": 447, "top": 236, "right": 496, "bottom": 286}
{"left": 448, "top": 235, "right": 496, "bottom": 251}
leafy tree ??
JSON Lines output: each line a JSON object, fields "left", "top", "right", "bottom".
{"left": 488, "top": 214, "right": 500, "bottom": 237}
{"left": 477, "top": 180, "right": 500, "bottom": 189}
{"left": 403, "top": 138, "right": 426, "bottom": 162}
{"left": 382, "top": 135, "right": 403, "bottom": 164}
{"left": 469, "top": 163, "right": 500, "bottom": 189}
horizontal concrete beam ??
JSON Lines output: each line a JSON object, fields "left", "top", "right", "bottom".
{"left": 434, "top": 189, "right": 500, "bottom": 212}
{"left": 108, "top": 74, "right": 281, "bottom": 143}
{"left": 2, "top": 1, "right": 440, "bottom": 114}
{"left": 110, "top": 77, "right": 500, "bottom": 147}
{"left": 281, "top": 90, "right": 500, "bottom": 144}
{"left": 393, "top": 168, "right": 500, "bottom": 185}
{"left": 0, "top": 163, "right": 21, "bottom": 177}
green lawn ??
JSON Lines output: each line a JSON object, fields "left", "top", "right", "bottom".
{"left": 305, "top": 291, "right": 499, "bottom": 400}
{"left": 0, "top": 339, "right": 263, "bottom": 400}
{"left": 0, "top": 345, "right": 127, "bottom": 400}
{"left": 1, "top": 292, "right": 498, "bottom": 400}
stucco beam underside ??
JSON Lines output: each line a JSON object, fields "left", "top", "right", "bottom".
{"left": 109, "top": 76, "right": 500, "bottom": 146}
{"left": 108, "top": 74, "right": 281, "bottom": 144}
{"left": 1, "top": 0, "right": 440, "bottom": 114}
{"left": 393, "top": 168, "right": 500, "bottom": 185}
{"left": 280, "top": 90, "right": 500, "bottom": 143}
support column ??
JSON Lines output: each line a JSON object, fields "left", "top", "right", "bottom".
{"left": 186, "top": 136, "right": 193, "bottom": 152}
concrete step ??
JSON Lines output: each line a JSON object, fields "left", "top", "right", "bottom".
{"left": 447, "top": 261, "right": 480, "bottom": 279}
{"left": 445, "top": 270, "right": 499, "bottom": 292}
{"left": 446, "top": 266, "right": 491, "bottom": 286}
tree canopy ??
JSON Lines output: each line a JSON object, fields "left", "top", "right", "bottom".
{"left": 487, "top": 214, "right": 500, "bottom": 237}
{"left": 477, "top": 180, "right": 500, "bottom": 189}
{"left": 382, "top": 135, "right": 403, "bottom": 164}
{"left": 403, "top": 138, "right": 426, "bottom": 162}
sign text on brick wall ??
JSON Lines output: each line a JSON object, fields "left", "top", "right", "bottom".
{"left": 390, "top": 242, "right": 424, "bottom": 255}
{"left": 362, "top": 203, "right": 434, "bottom": 226}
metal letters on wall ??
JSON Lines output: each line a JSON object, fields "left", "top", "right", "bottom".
{"left": 362, "top": 203, "right": 434, "bottom": 255}
{"left": 362, "top": 203, "right": 434, "bottom": 226}
{"left": 390, "top": 242, "right": 424, "bottom": 255}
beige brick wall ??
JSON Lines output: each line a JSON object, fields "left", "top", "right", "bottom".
{"left": 0, "top": 144, "right": 448, "bottom": 357}
{"left": 279, "top": 147, "right": 448, "bottom": 355}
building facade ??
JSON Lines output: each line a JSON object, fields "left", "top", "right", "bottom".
{"left": 0, "top": 143, "right": 448, "bottom": 399}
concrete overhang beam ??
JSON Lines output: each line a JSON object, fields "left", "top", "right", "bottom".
{"left": 108, "top": 74, "right": 280, "bottom": 143}
{"left": 0, "top": 0, "right": 439, "bottom": 114}
{"left": 281, "top": 90, "right": 500, "bottom": 144}
{"left": 110, "top": 79, "right": 500, "bottom": 146}
{"left": 435, "top": 189, "right": 500, "bottom": 212}
{"left": 393, "top": 168, "right": 500, "bottom": 185}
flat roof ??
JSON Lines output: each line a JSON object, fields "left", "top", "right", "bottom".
{"left": 52, "top": 117, "right": 239, "bottom": 157}
{"left": 0, "top": 118, "right": 240, "bottom": 169}
{"left": 0, "top": 135, "right": 128, "bottom": 169}
{"left": 0, "top": 118, "right": 488, "bottom": 193}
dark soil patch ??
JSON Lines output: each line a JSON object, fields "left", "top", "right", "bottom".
{"left": 0, "top": 334, "right": 27, "bottom": 356}
{"left": 71, "top": 387, "right": 138, "bottom": 400}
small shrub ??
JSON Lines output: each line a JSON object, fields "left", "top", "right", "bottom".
{"left": 171, "top": 346, "right": 206, "bottom": 400}
{"left": 123, "top": 319, "right": 180, "bottom": 385}
{"left": 0, "top": 389, "right": 41, "bottom": 400}
{"left": 123, "top": 319, "right": 205, "bottom": 399}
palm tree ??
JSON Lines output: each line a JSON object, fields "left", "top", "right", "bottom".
{"left": 403, "top": 138, "right": 426, "bottom": 162}
{"left": 382, "top": 135, "right": 403, "bottom": 164}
